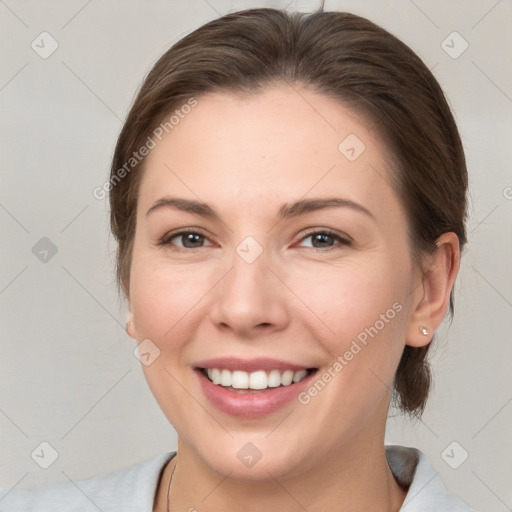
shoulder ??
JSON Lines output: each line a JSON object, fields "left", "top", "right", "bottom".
{"left": 0, "top": 452, "right": 175, "bottom": 512}
{"left": 2, "top": 448, "right": 476, "bottom": 511}
{"left": 386, "top": 445, "right": 477, "bottom": 511}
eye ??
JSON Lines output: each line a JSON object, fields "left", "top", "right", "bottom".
{"left": 297, "top": 229, "right": 351, "bottom": 250}
{"left": 159, "top": 230, "right": 213, "bottom": 250}
{"left": 158, "top": 228, "right": 350, "bottom": 251}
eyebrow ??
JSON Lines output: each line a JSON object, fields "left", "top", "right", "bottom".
{"left": 146, "top": 196, "right": 375, "bottom": 220}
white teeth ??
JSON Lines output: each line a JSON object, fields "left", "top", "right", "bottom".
{"left": 203, "top": 368, "right": 310, "bottom": 390}
{"left": 232, "top": 370, "right": 249, "bottom": 389}
{"left": 211, "top": 368, "right": 222, "bottom": 385}
{"left": 267, "top": 369, "right": 282, "bottom": 388}
{"left": 220, "top": 369, "right": 232, "bottom": 387}
{"left": 293, "top": 369, "right": 308, "bottom": 383}
{"left": 281, "top": 370, "right": 294, "bottom": 386}
{"left": 249, "top": 370, "right": 268, "bottom": 390}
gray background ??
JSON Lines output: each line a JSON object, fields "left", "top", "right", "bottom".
{"left": 1, "top": 1, "right": 511, "bottom": 510}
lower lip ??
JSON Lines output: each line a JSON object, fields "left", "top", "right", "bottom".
{"left": 195, "top": 369, "right": 316, "bottom": 418}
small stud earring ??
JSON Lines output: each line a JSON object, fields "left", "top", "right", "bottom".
{"left": 419, "top": 326, "right": 429, "bottom": 336}
{"left": 125, "top": 321, "right": 133, "bottom": 334}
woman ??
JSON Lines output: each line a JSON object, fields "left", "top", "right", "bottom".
{"left": 3, "top": 6, "right": 476, "bottom": 512}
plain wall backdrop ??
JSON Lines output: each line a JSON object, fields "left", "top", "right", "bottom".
{"left": 1, "top": 1, "right": 511, "bottom": 511}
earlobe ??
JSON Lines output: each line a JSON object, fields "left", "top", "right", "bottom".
{"left": 125, "top": 312, "right": 137, "bottom": 340}
{"left": 405, "top": 232, "right": 460, "bottom": 348}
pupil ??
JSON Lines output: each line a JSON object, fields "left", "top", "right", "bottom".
{"left": 314, "top": 234, "right": 332, "bottom": 247}
{"left": 184, "top": 233, "right": 202, "bottom": 248}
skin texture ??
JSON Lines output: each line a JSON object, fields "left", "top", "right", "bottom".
{"left": 126, "top": 84, "right": 459, "bottom": 512}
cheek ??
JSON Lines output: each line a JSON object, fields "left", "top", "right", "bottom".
{"left": 128, "top": 255, "right": 205, "bottom": 418}
{"left": 287, "top": 257, "right": 407, "bottom": 340}
{"left": 130, "top": 260, "right": 211, "bottom": 340}
{"left": 286, "top": 256, "right": 411, "bottom": 399}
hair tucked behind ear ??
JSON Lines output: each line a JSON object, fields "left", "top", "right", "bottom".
{"left": 109, "top": 7, "right": 467, "bottom": 418}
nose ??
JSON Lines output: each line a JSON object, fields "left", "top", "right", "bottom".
{"left": 209, "top": 246, "right": 290, "bottom": 339}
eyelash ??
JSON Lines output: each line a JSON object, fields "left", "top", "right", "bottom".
{"left": 158, "top": 228, "right": 352, "bottom": 252}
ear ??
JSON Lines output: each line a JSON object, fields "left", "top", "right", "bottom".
{"left": 125, "top": 302, "right": 137, "bottom": 340}
{"left": 405, "top": 232, "right": 460, "bottom": 347}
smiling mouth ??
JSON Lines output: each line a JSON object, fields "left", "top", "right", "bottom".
{"left": 197, "top": 367, "right": 318, "bottom": 392}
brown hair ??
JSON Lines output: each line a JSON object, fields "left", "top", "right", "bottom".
{"left": 109, "top": 7, "right": 468, "bottom": 417}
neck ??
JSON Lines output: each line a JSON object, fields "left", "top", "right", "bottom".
{"left": 154, "top": 435, "right": 406, "bottom": 512}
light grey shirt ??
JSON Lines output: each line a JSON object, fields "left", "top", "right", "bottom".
{"left": 0, "top": 445, "right": 476, "bottom": 511}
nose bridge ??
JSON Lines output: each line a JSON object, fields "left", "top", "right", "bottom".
{"left": 226, "top": 236, "right": 274, "bottom": 308}
{"left": 209, "top": 234, "right": 288, "bottom": 334}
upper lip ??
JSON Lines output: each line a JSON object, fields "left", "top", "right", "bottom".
{"left": 193, "top": 357, "right": 315, "bottom": 373}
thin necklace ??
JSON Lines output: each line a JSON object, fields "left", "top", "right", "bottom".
{"left": 166, "top": 458, "right": 177, "bottom": 512}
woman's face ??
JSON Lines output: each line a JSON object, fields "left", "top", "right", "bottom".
{"left": 128, "top": 84, "right": 423, "bottom": 479}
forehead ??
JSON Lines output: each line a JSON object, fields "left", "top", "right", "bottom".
{"left": 138, "top": 84, "right": 401, "bottom": 222}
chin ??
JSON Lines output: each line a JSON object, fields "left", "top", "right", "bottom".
{"left": 198, "top": 440, "right": 308, "bottom": 482}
